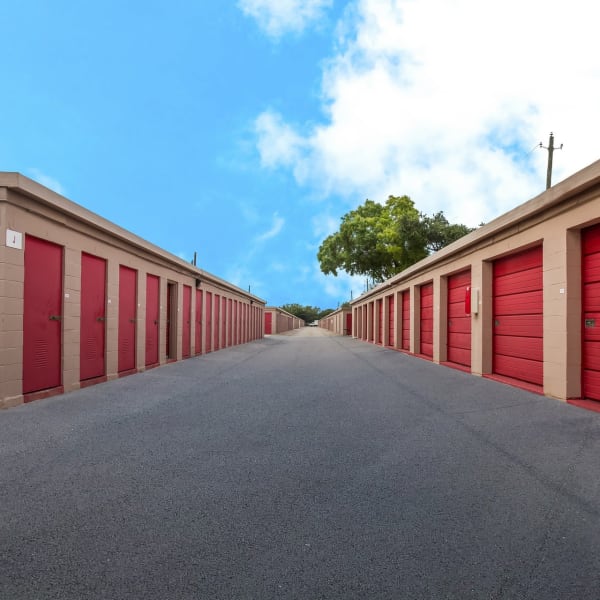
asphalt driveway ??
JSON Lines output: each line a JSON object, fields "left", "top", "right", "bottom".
{"left": 1, "top": 328, "right": 599, "bottom": 599}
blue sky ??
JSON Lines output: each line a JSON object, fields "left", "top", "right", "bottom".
{"left": 2, "top": 1, "right": 600, "bottom": 309}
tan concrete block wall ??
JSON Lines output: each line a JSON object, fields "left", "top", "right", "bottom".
{"left": 0, "top": 177, "right": 265, "bottom": 407}
{"left": 348, "top": 159, "right": 600, "bottom": 402}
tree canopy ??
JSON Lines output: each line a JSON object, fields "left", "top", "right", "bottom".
{"left": 280, "top": 304, "right": 335, "bottom": 324}
{"left": 317, "top": 195, "right": 474, "bottom": 283}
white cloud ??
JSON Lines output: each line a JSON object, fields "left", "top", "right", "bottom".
{"left": 255, "top": 211, "right": 285, "bottom": 242}
{"left": 28, "top": 169, "right": 66, "bottom": 196}
{"left": 238, "top": 0, "right": 333, "bottom": 38}
{"left": 254, "top": 0, "right": 600, "bottom": 227}
{"left": 255, "top": 111, "right": 305, "bottom": 172}
{"left": 313, "top": 262, "right": 365, "bottom": 304}
{"left": 225, "top": 265, "right": 265, "bottom": 298}
{"left": 311, "top": 211, "right": 340, "bottom": 240}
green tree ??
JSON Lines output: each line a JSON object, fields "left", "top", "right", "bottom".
{"left": 317, "top": 195, "right": 473, "bottom": 282}
{"left": 280, "top": 304, "right": 321, "bottom": 323}
{"left": 421, "top": 211, "right": 474, "bottom": 253}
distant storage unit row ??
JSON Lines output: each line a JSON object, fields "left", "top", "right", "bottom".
{"left": 350, "top": 158, "right": 600, "bottom": 405}
{"left": 263, "top": 307, "right": 304, "bottom": 335}
{"left": 318, "top": 308, "right": 352, "bottom": 335}
{"left": 0, "top": 173, "right": 265, "bottom": 409}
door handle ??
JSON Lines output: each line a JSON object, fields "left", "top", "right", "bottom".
{"left": 49, "top": 315, "right": 62, "bottom": 321}
{"left": 96, "top": 316, "right": 106, "bottom": 322}
{"left": 129, "top": 319, "right": 136, "bottom": 324}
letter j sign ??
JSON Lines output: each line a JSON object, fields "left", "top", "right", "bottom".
{"left": 6, "top": 229, "right": 23, "bottom": 249}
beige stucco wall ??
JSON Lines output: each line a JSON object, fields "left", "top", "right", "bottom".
{"left": 319, "top": 308, "right": 351, "bottom": 335}
{"left": 0, "top": 173, "right": 265, "bottom": 408}
{"left": 349, "top": 159, "right": 600, "bottom": 402}
{"left": 264, "top": 307, "right": 304, "bottom": 334}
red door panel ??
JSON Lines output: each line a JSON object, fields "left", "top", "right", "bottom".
{"left": 493, "top": 246, "right": 543, "bottom": 386}
{"left": 118, "top": 266, "right": 137, "bottom": 373}
{"left": 265, "top": 312, "right": 272, "bottom": 334}
{"left": 234, "top": 301, "right": 238, "bottom": 344}
{"left": 228, "top": 299, "right": 233, "bottom": 346}
{"left": 195, "top": 289, "right": 203, "bottom": 355}
{"left": 447, "top": 270, "right": 471, "bottom": 368}
{"left": 402, "top": 291, "right": 410, "bottom": 351}
{"left": 205, "top": 292, "right": 213, "bottom": 352}
{"left": 23, "top": 236, "right": 63, "bottom": 394}
{"left": 166, "top": 282, "right": 176, "bottom": 359}
{"left": 80, "top": 253, "right": 106, "bottom": 381}
{"left": 182, "top": 285, "right": 191, "bottom": 359}
{"left": 377, "top": 299, "right": 383, "bottom": 344}
{"left": 145, "top": 274, "right": 159, "bottom": 366}
{"left": 387, "top": 295, "right": 394, "bottom": 346}
{"left": 221, "top": 296, "right": 227, "bottom": 348}
{"left": 214, "top": 294, "right": 221, "bottom": 351}
{"left": 346, "top": 312, "right": 352, "bottom": 336}
{"left": 582, "top": 224, "right": 600, "bottom": 400}
{"left": 420, "top": 283, "right": 433, "bottom": 358}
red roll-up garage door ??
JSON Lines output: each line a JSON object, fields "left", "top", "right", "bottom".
{"left": 420, "top": 283, "right": 433, "bottom": 358}
{"left": 346, "top": 312, "right": 352, "bottom": 336}
{"left": 402, "top": 290, "right": 410, "bottom": 351}
{"left": 182, "top": 284, "right": 191, "bottom": 359}
{"left": 493, "top": 246, "right": 543, "bottom": 386}
{"left": 23, "top": 236, "right": 63, "bottom": 395}
{"left": 118, "top": 266, "right": 137, "bottom": 373}
{"left": 387, "top": 294, "right": 394, "bottom": 347}
{"left": 447, "top": 270, "right": 471, "bottom": 368}
{"left": 205, "top": 292, "right": 213, "bottom": 352}
{"left": 195, "top": 289, "right": 203, "bottom": 355}
{"left": 145, "top": 274, "right": 159, "bottom": 366}
{"left": 221, "top": 296, "right": 227, "bottom": 348}
{"left": 377, "top": 299, "right": 383, "bottom": 344}
{"left": 582, "top": 224, "right": 600, "bottom": 401}
{"left": 80, "top": 253, "right": 107, "bottom": 381}
{"left": 265, "top": 312, "right": 272, "bottom": 334}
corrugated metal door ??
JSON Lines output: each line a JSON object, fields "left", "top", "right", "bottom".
{"left": 182, "top": 285, "right": 191, "bottom": 358}
{"left": 228, "top": 299, "right": 233, "bottom": 346}
{"left": 242, "top": 303, "right": 246, "bottom": 343}
{"left": 233, "top": 300, "right": 237, "bottom": 344}
{"left": 205, "top": 292, "right": 213, "bottom": 352}
{"left": 221, "top": 296, "right": 227, "bottom": 348}
{"left": 447, "top": 270, "right": 471, "bottom": 368}
{"left": 166, "top": 282, "right": 176, "bottom": 359}
{"left": 265, "top": 312, "right": 272, "bottom": 334}
{"left": 23, "top": 236, "right": 63, "bottom": 395}
{"left": 80, "top": 253, "right": 106, "bottom": 381}
{"left": 118, "top": 266, "right": 137, "bottom": 373}
{"left": 387, "top": 295, "right": 395, "bottom": 347}
{"left": 195, "top": 289, "right": 203, "bottom": 355}
{"left": 377, "top": 299, "right": 383, "bottom": 344}
{"left": 420, "top": 283, "right": 433, "bottom": 358}
{"left": 362, "top": 305, "right": 367, "bottom": 340}
{"left": 214, "top": 294, "right": 221, "bottom": 351}
{"left": 493, "top": 246, "right": 543, "bottom": 386}
{"left": 582, "top": 225, "right": 600, "bottom": 400}
{"left": 346, "top": 312, "right": 352, "bottom": 336}
{"left": 402, "top": 291, "right": 410, "bottom": 351}
{"left": 145, "top": 274, "right": 159, "bottom": 366}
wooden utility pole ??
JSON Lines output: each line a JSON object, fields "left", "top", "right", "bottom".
{"left": 540, "top": 132, "right": 563, "bottom": 189}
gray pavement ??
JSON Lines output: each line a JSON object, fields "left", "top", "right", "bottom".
{"left": 1, "top": 328, "right": 600, "bottom": 599}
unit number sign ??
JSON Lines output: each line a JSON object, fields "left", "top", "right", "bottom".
{"left": 6, "top": 229, "right": 23, "bottom": 250}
